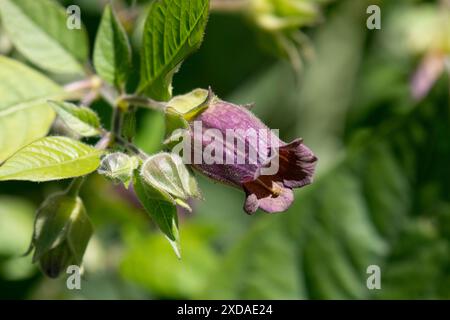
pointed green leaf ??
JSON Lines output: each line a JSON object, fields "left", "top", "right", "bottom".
{"left": 0, "top": 56, "right": 67, "bottom": 162}
{"left": 138, "top": 0, "right": 210, "bottom": 100}
{"left": 133, "top": 172, "right": 180, "bottom": 257}
{"left": 49, "top": 101, "right": 101, "bottom": 137}
{"left": 141, "top": 152, "right": 201, "bottom": 201}
{"left": 94, "top": 4, "right": 132, "bottom": 89}
{"left": 0, "top": 136, "right": 103, "bottom": 182}
{"left": 0, "top": 0, "right": 88, "bottom": 74}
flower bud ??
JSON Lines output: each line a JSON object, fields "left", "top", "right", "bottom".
{"left": 140, "top": 152, "right": 201, "bottom": 205}
{"left": 249, "top": 0, "right": 321, "bottom": 32}
{"left": 98, "top": 152, "right": 139, "bottom": 188}
{"left": 30, "top": 193, "right": 93, "bottom": 278}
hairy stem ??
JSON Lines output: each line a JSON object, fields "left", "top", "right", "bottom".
{"left": 115, "top": 135, "right": 148, "bottom": 160}
{"left": 210, "top": 0, "right": 249, "bottom": 13}
{"left": 63, "top": 76, "right": 102, "bottom": 100}
{"left": 119, "top": 94, "right": 167, "bottom": 111}
{"left": 66, "top": 176, "right": 86, "bottom": 197}
{"left": 111, "top": 106, "right": 124, "bottom": 141}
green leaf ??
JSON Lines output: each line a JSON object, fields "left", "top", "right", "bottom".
{"left": 93, "top": 4, "right": 132, "bottom": 89}
{"left": 0, "top": 136, "right": 103, "bottom": 182}
{"left": 0, "top": 56, "right": 67, "bottom": 162}
{"left": 133, "top": 172, "right": 180, "bottom": 257}
{"left": 49, "top": 101, "right": 101, "bottom": 137}
{"left": 0, "top": 0, "right": 88, "bottom": 74}
{"left": 138, "top": 0, "right": 210, "bottom": 100}
{"left": 141, "top": 152, "right": 201, "bottom": 201}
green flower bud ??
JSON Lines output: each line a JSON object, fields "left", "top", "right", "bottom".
{"left": 38, "top": 240, "right": 76, "bottom": 278}
{"left": 249, "top": 0, "right": 321, "bottom": 32}
{"left": 98, "top": 152, "right": 140, "bottom": 188}
{"left": 140, "top": 152, "right": 202, "bottom": 211}
{"left": 29, "top": 193, "right": 93, "bottom": 278}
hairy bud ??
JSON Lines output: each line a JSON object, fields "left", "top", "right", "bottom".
{"left": 29, "top": 193, "right": 93, "bottom": 278}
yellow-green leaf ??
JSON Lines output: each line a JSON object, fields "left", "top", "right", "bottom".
{"left": 0, "top": 136, "right": 103, "bottom": 182}
{"left": 0, "top": 0, "right": 88, "bottom": 75}
{"left": 0, "top": 56, "right": 66, "bottom": 162}
{"left": 49, "top": 101, "right": 101, "bottom": 137}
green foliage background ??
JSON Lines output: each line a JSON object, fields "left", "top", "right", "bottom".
{"left": 0, "top": 0, "right": 449, "bottom": 299}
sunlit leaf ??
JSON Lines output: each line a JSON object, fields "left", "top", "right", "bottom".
{"left": 0, "top": 0, "right": 88, "bottom": 74}
{"left": 0, "top": 136, "right": 103, "bottom": 182}
{"left": 49, "top": 101, "right": 101, "bottom": 137}
{"left": 0, "top": 56, "right": 66, "bottom": 162}
{"left": 166, "top": 88, "right": 211, "bottom": 119}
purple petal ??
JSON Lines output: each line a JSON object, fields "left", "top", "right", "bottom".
{"left": 276, "top": 138, "right": 317, "bottom": 188}
{"left": 244, "top": 182, "right": 294, "bottom": 214}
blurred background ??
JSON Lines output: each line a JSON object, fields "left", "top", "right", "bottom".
{"left": 0, "top": 0, "right": 449, "bottom": 299}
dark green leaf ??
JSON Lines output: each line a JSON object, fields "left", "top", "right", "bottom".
{"left": 133, "top": 172, "right": 180, "bottom": 257}
{"left": 94, "top": 4, "right": 132, "bottom": 89}
{"left": 138, "top": 0, "right": 210, "bottom": 100}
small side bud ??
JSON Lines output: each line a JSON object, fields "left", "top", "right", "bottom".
{"left": 98, "top": 152, "right": 140, "bottom": 188}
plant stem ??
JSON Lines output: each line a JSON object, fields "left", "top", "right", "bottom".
{"left": 63, "top": 76, "right": 102, "bottom": 99}
{"left": 210, "top": 0, "right": 249, "bottom": 13}
{"left": 66, "top": 176, "right": 86, "bottom": 197}
{"left": 100, "top": 85, "right": 118, "bottom": 106}
{"left": 111, "top": 106, "right": 124, "bottom": 141}
{"left": 119, "top": 94, "right": 167, "bottom": 111}
{"left": 95, "top": 132, "right": 113, "bottom": 150}
{"left": 115, "top": 135, "right": 148, "bottom": 160}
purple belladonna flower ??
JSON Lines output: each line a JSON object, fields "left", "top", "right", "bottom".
{"left": 188, "top": 99, "right": 317, "bottom": 214}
